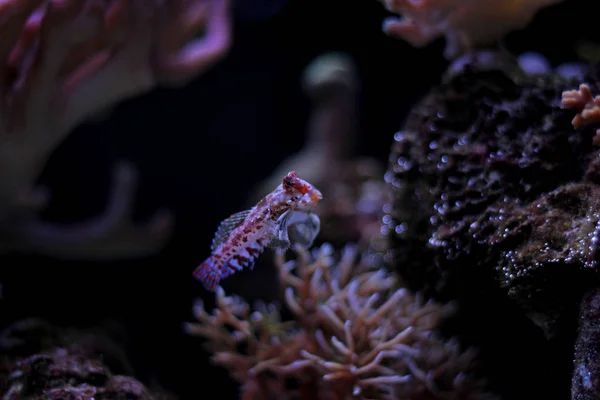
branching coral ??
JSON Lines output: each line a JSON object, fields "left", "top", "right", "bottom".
{"left": 0, "top": 0, "right": 231, "bottom": 259}
{"left": 376, "top": 0, "right": 564, "bottom": 59}
{"left": 185, "top": 244, "right": 495, "bottom": 400}
{"left": 561, "top": 83, "right": 600, "bottom": 145}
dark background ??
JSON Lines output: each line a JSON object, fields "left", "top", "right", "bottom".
{"left": 0, "top": 0, "right": 597, "bottom": 398}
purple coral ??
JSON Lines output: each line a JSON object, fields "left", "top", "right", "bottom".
{"left": 0, "top": 0, "right": 231, "bottom": 259}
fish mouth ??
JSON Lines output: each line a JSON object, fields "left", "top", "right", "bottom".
{"left": 298, "top": 190, "right": 322, "bottom": 209}
{"left": 309, "top": 190, "right": 323, "bottom": 204}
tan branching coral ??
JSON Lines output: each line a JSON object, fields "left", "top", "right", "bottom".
{"left": 186, "top": 244, "right": 496, "bottom": 400}
{"left": 376, "top": 0, "right": 563, "bottom": 59}
{"left": 561, "top": 83, "right": 600, "bottom": 145}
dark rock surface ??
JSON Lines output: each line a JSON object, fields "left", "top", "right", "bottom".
{"left": 0, "top": 319, "right": 171, "bottom": 400}
{"left": 385, "top": 50, "right": 600, "bottom": 400}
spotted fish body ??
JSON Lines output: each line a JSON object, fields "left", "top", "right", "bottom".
{"left": 193, "top": 171, "right": 323, "bottom": 291}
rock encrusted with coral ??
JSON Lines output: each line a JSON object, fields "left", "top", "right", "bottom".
{"left": 186, "top": 244, "right": 495, "bottom": 400}
{"left": 0, "top": 319, "right": 170, "bottom": 400}
{"left": 385, "top": 49, "right": 600, "bottom": 399}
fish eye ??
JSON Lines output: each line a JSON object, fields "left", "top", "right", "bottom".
{"left": 284, "top": 177, "right": 294, "bottom": 188}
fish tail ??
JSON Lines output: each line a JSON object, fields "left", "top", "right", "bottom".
{"left": 193, "top": 255, "right": 222, "bottom": 292}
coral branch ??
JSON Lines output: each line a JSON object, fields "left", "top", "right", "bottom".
{"left": 154, "top": 0, "right": 231, "bottom": 86}
{"left": 0, "top": 0, "right": 232, "bottom": 259}
{"left": 562, "top": 84, "right": 600, "bottom": 126}
{"left": 561, "top": 83, "right": 600, "bottom": 145}
{"left": 1, "top": 162, "right": 173, "bottom": 259}
{"left": 184, "top": 286, "right": 303, "bottom": 397}
{"left": 376, "top": 0, "right": 564, "bottom": 58}
{"left": 187, "top": 244, "right": 496, "bottom": 399}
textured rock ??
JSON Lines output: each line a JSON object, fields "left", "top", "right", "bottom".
{"left": 386, "top": 51, "right": 598, "bottom": 327}
{"left": 0, "top": 319, "right": 170, "bottom": 400}
{"left": 385, "top": 50, "right": 600, "bottom": 399}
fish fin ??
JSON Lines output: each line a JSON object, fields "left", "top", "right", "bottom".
{"left": 211, "top": 208, "right": 254, "bottom": 252}
{"left": 269, "top": 237, "right": 291, "bottom": 250}
{"left": 220, "top": 264, "right": 238, "bottom": 279}
{"left": 289, "top": 213, "right": 321, "bottom": 249}
{"left": 220, "top": 256, "right": 256, "bottom": 277}
{"left": 270, "top": 211, "right": 321, "bottom": 250}
{"left": 265, "top": 222, "right": 290, "bottom": 250}
{"left": 248, "top": 259, "right": 257, "bottom": 271}
{"left": 193, "top": 255, "right": 222, "bottom": 292}
{"left": 281, "top": 210, "right": 309, "bottom": 226}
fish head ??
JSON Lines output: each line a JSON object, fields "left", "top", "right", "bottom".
{"left": 281, "top": 171, "right": 323, "bottom": 211}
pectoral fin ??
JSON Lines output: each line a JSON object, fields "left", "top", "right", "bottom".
{"left": 273, "top": 211, "right": 321, "bottom": 250}
{"left": 269, "top": 216, "right": 291, "bottom": 250}
{"left": 288, "top": 212, "right": 321, "bottom": 249}
{"left": 210, "top": 208, "right": 253, "bottom": 252}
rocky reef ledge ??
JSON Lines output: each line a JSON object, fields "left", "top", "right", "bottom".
{"left": 385, "top": 49, "right": 600, "bottom": 400}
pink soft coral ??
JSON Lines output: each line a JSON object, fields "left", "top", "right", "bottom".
{"left": 377, "top": 0, "right": 564, "bottom": 58}
{"left": 0, "top": 0, "right": 231, "bottom": 259}
{"left": 561, "top": 83, "right": 600, "bottom": 145}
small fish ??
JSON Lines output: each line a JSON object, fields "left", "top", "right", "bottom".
{"left": 193, "top": 171, "right": 323, "bottom": 291}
